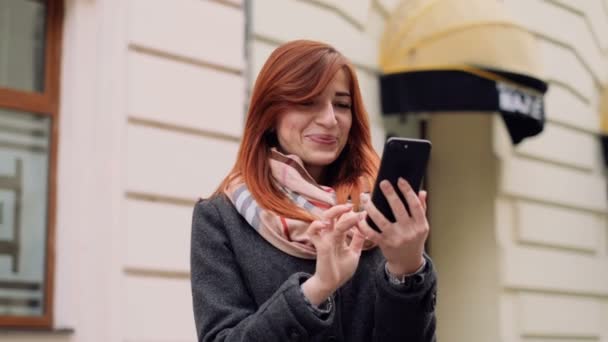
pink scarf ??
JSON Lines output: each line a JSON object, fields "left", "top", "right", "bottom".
{"left": 225, "top": 149, "right": 375, "bottom": 259}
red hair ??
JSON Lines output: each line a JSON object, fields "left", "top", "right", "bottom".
{"left": 215, "top": 40, "right": 379, "bottom": 221}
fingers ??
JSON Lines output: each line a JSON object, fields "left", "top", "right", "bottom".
{"left": 397, "top": 178, "right": 426, "bottom": 222}
{"left": 379, "top": 180, "right": 410, "bottom": 221}
{"left": 355, "top": 215, "right": 382, "bottom": 244}
{"left": 349, "top": 230, "right": 365, "bottom": 254}
{"left": 322, "top": 203, "right": 353, "bottom": 222}
{"left": 360, "top": 192, "right": 391, "bottom": 232}
{"left": 307, "top": 220, "right": 330, "bottom": 236}
{"left": 334, "top": 211, "right": 364, "bottom": 241}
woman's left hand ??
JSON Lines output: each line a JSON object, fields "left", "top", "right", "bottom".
{"left": 357, "top": 177, "right": 429, "bottom": 276}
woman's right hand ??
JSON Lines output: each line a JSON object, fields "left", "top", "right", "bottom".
{"left": 300, "top": 204, "right": 367, "bottom": 306}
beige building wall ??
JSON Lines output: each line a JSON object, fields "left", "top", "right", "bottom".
{"left": 430, "top": 1, "right": 608, "bottom": 341}
{"left": 496, "top": 1, "right": 608, "bottom": 341}
{"left": 4, "top": 1, "right": 606, "bottom": 342}
{"left": 121, "top": 0, "right": 244, "bottom": 341}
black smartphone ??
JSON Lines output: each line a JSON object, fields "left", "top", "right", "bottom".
{"left": 366, "top": 137, "right": 431, "bottom": 232}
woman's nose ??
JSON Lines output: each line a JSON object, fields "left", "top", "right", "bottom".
{"left": 315, "top": 102, "right": 338, "bottom": 127}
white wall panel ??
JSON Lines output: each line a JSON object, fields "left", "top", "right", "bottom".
{"left": 514, "top": 123, "right": 597, "bottom": 170}
{"left": 518, "top": 293, "right": 602, "bottom": 338}
{"left": 129, "top": 0, "right": 244, "bottom": 70}
{"left": 505, "top": 0, "right": 607, "bottom": 84}
{"left": 503, "top": 245, "right": 608, "bottom": 296}
{"left": 500, "top": 156, "right": 607, "bottom": 212}
{"left": 544, "top": 83, "right": 599, "bottom": 133}
{"left": 307, "top": 0, "right": 372, "bottom": 27}
{"left": 125, "top": 276, "right": 195, "bottom": 341}
{"left": 126, "top": 199, "right": 193, "bottom": 272}
{"left": 515, "top": 201, "right": 601, "bottom": 253}
{"left": 128, "top": 51, "right": 245, "bottom": 137}
{"left": 126, "top": 124, "right": 239, "bottom": 200}
{"left": 548, "top": 0, "right": 608, "bottom": 51}
{"left": 252, "top": 0, "right": 378, "bottom": 70}
{"left": 250, "top": 40, "right": 276, "bottom": 86}
{"left": 538, "top": 40, "right": 594, "bottom": 102}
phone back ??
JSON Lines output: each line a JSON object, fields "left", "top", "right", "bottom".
{"left": 367, "top": 137, "right": 431, "bottom": 231}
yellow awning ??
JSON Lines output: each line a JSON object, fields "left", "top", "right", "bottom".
{"left": 380, "top": 0, "right": 543, "bottom": 80}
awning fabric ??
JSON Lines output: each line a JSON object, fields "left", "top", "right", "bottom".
{"left": 379, "top": 0, "right": 549, "bottom": 144}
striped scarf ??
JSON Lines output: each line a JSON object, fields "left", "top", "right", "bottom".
{"left": 225, "top": 148, "right": 375, "bottom": 259}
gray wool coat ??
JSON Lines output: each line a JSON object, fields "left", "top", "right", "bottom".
{"left": 190, "top": 194, "right": 437, "bottom": 342}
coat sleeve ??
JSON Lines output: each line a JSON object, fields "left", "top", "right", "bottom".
{"left": 373, "top": 254, "right": 437, "bottom": 342}
{"left": 190, "top": 199, "right": 334, "bottom": 342}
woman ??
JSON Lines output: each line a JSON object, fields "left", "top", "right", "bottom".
{"left": 191, "top": 40, "right": 437, "bottom": 342}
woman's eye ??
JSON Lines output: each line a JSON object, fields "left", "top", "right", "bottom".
{"left": 300, "top": 100, "right": 315, "bottom": 107}
{"left": 335, "top": 103, "right": 351, "bottom": 109}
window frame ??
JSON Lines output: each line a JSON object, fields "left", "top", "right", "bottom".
{"left": 0, "top": 0, "right": 62, "bottom": 328}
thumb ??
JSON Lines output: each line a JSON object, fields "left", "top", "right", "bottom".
{"left": 307, "top": 220, "right": 330, "bottom": 236}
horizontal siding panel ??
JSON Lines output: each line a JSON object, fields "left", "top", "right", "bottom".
{"left": 518, "top": 292, "right": 602, "bottom": 338}
{"left": 584, "top": 0, "right": 608, "bottom": 51}
{"left": 128, "top": 51, "right": 244, "bottom": 137}
{"left": 251, "top": 40, "right": 277, "bottom": 86}
{"left": 503, "top": 245, "right": 608, "bottom": 295}
{"left": 311, "top": 0, "right": 372, "bottom": 27}
{"left": 515, "top": 201, "right": 602, "bottom": 252}
{"left": 544, "top": 83, "right": 599, "bottom": 133}
{"left": 366, "top": 5, "right": 387, "bottom": 41}
{"left": 514, "top": 123, "right": 596, "bottom": 170}
{"left": 522, "top": 338, "right": 601, "bottom": 342}
{"left": 126, "top": 124, "right": 239, "bottom": 200}
{"left": 505, "top": 0, "right": 607, "bottom": 84}
{"left": 500, "top": 156, "right": 607, "bottom": 212}
{"left": 253, "top": 0, "right": 378, "bottom": 70}
{"left": 377, "top": 0, "right": 400, "bottom": 14}
{"left": 549, "top": 0, "right": 608, "bottom": 51}
{"left": 538, "top": 39, "right": 594, "bottom": 102}
{"left": 126, "top": 199, "right": 192, "bottom": 272}
{"left": 129, "top": 0, "right": 244, "bottom": 70}
{"left": 125, "top": 275, "right": 195, "bottom": 341}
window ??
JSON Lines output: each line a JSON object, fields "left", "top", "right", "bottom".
{"left": 0, "top": 0, "right": 62, "bottom": 328}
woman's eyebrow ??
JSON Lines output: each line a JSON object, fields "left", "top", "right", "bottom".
{"left": 335, "top": 91, "right": 351, "bottom": 97}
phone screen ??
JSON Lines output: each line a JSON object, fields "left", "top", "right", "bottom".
{"left": 366, "top": 137, "right": 431, "bottom": 232}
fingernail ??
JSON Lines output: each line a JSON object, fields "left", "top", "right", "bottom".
{"left": 398, "top": 177, "right": 405, "bottom": 185}
{"left": 380, "top": 180, "right": 390, "bottom": 189}
{"left": 360, "top": 193, "right": 369, "bottom": 203}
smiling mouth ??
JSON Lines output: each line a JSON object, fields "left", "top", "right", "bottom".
{"left": 306, "top": 135, "right": 338, "bottom": 145}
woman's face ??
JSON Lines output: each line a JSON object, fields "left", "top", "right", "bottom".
{"left": 275, "top": 68, "right": 353, "bottom": 181}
